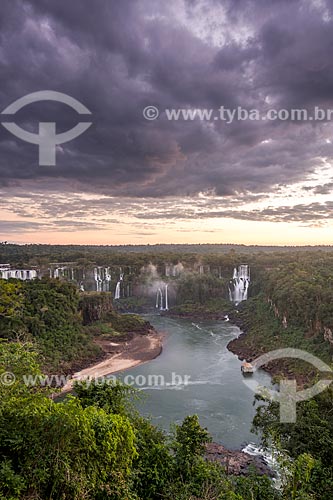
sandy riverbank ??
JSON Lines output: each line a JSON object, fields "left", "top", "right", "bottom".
{"left": 61, "top": 330, "right": 163, "bottom": 392}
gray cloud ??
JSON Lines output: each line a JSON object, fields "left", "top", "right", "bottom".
{"left": 135, "top": 201, "right": 333, "bottom": 225}
{"left": 0, "top": 0, "right": 333, "bottom": 225}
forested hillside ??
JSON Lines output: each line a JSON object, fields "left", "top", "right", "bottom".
{"left": 0, "top": 339, "right": 303, "bottom": 500}
{"left": 1, "top": 247, "right": 333, "bottom": 498}
{"left": 0, "top": 278, "right": 151, "bottom": 373}
{"left": 262, "top": 257, "right": 333, "bottom": 340}
{"left": 0, "top": 279, "right": 101, "bottom": 372}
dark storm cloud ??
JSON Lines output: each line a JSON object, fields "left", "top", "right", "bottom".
{"left": 0, "top": 0, "right": 333, "bottom": 209}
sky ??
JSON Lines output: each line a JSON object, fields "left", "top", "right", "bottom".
{"left": 0, "top": 0, "right": 333, "bottom": 245}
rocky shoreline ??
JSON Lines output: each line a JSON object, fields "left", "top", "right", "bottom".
{"left": 225, "top": 311, "right": 318, "bottom": 385}
{"left": 225, "top": 311, "right": 263, "bottom": 363}
{"left": 205, "top": 443, "right": 274, "bottom": 477}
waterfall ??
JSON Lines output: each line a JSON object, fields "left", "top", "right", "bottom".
{"left": 229, "top": 265, "right": 250, "bottom": 304}
{"left": 155, "top": 285, "right": 169, "bottom": 311}
{"left": 114, "top": 281, "right": 121, "bottom": 300}
{"left": 114, "top": 272, "right": 124, "bottom": 299}
{"left": 93, "top": 266, "right": 113, "bottom": 292}
{"left": 165, "top": 263, "right": 183, "bottom": 277}
{"left": 94, "top": 267, "right": 103, "bottom": 292}
{"left": 0, "top": 268, "right": 37, "bottom": 281}
{"left": 105, "top": 268, "right": 111, "bottom": 283}
{"left": 156, "top": 288, "right": 163, "bottom": 309}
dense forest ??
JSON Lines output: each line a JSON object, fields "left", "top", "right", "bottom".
{"left": 0, "top": 278, "right": 150, "bottom": 374}
{"left": 0, "top": 340, "right": 283, "bottom": 499}
{"left": 1, "top": 242, "right": 333, "bottom": 264}
{"left": 0, "top": 278, "right": 279, "bottom": 499}
{"left": 1, "top": 245, "right": 333, "bottom": 498}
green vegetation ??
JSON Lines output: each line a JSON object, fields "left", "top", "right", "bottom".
{"left": 175, "top": 273, "right": 230, "bottom": 307}
{"left": 229, "top": 255, "right": 333, "bottom": 499}
{"left": 262, "top": 259, "right": 333, "bottom": 342}
{"left": 79, "top": 292, "right": 114, "bottom": 324}
{"left": 0, "top": 279, "right": 149, "bottom": 373}
{"left": 0, "top": 278, "right": 100, "bottom": 373}
{"left": 2, "top": 246, "right": 333, "bottom": 497}
{"left": 170, "top": 298, "right": 231, "bottom": 317}
{"left": 0, "top": 341, "right": 280, "bottom": 500}
{"left": 228, "top": 296, "right": 332, "bottom": 381}
{"left": 83, "top": 311, "right": 150, "bottom": 341}
{"left": 113, "top": 296, "right": 152, "bottom": 313}
{"left": 253, "top": 387, "right": 333, "bottom": 499}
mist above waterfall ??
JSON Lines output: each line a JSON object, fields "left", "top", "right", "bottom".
{"left": 165, "top": 262, "right": 184, "bottom": 277}
{"left": 141, "top": 263, "right": 159, "bottom": 279}
{"left": 138, "top": 262, "right": 174, "bottom": 309}
{"left": 155, "top": 284, "right": 169, "bottom": 310}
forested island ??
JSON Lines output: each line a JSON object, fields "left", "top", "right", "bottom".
{"left": 1, "top": 244, "right": 333, "bottom": 499}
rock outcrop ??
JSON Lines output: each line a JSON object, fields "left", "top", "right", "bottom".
{"left": 79, "top": 292, "right": 113, "bottom": 324}
{"left": 205, "top": 443, "right": 274, "bottom": 477}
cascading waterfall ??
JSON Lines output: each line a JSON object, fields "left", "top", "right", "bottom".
{"left": 102, "top": 267, "right": 111, "bottom": 292}
{"left": 156, "top": 288, "right": 163, "bottom": 309}
{"left": 105, "top": 268, "right": 111, "bottom": 283}
{"left": 114, "top": 273, "right": 124, "bottom": 300}
{"left": 242, "top": 444, "right": 282, "bottom": 488}
{"left": 229, "top": 265, "right": 250, "bottom": 304}
{"left": 0, "top": 268, "right": 37, "bottom": 280}
{"left": 114, "top": 282, "right": 121, "bottom": 299}
{"left": 93, "top": 267, "right": 113, "bottom": 292}
{"left": 94, "top": 267, "right": 103, "bottom": 292}
{"left": 155, "top": 284, "right": 169, "bottom": 311}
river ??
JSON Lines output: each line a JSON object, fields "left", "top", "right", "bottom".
{"left": 117, "top": 314, "right": 272, "bottom": 450}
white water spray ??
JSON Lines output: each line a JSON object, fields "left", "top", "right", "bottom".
{"left": 229, "top": 265, "right": 250, "bottom": 304}
{"left": 155, "top": 284, "right": 169, "bottom": 310}
{"left": 114, "top": 273, "right": 124, "bottom": 300}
